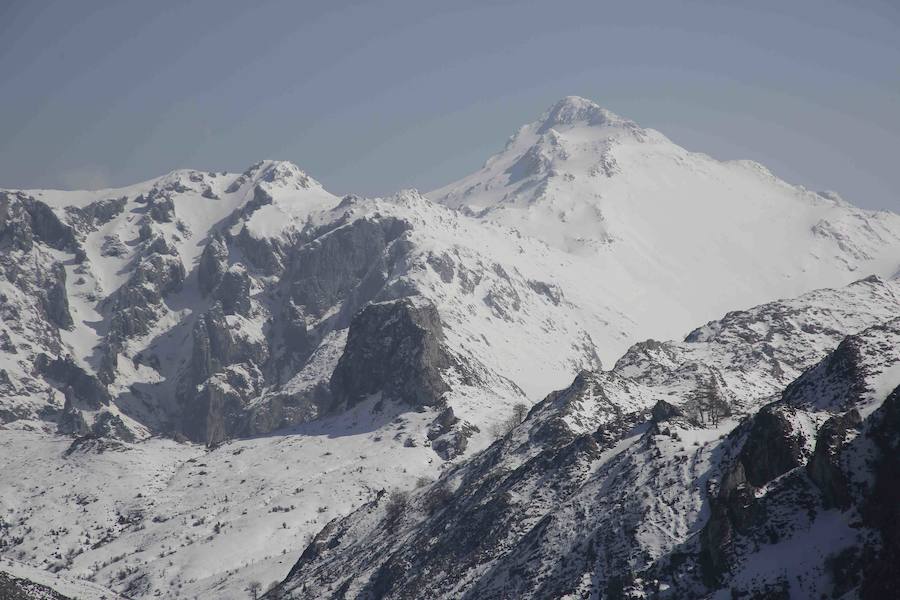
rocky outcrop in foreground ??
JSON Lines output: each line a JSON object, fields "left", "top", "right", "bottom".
{"left": 0, "top": 571, "right": 72, "bottom": 600}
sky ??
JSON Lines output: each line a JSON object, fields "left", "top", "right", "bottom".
{"left": 0, "top": 0, "right": 897, "bottom": 211}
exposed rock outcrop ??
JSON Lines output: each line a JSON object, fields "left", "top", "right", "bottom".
{"left": 235, "top": 226, "right": 284, "bottom": 275}
{"left": 22, "top": 197, "right": 80, "bottom": 252}
{"left": 66, "top": 196, "right": 127, "bottom": 232}
{"left": 90, "top": 411, "right": 137, "bottom": 442}
{"left": 650, "top": 399, "right": 685, "bottom": 423}
{"left": 427, "top": 406, "right": 478, "bottom": 460}
{"left": 806, "top": 408, "right": 861, "bottom": 509}
{"left": 34, "top": 354, "right": 112, "bottom": 409}
{"left": 859, "top": 386, "right": 900, "bottom": 599}
{"left": 330, "top": 298, "right": 451, "bottom": 410}
{"left": 699, "top": 460, "right": 756, "bottom": 585}
{"left": 215, "top": 265, "right": 252, "bottom": 316}
{"left": 148, "top": 195, "right": 175, "bottom": 223}
{"left": 178, "top": 304, "right": 269, "bottom": 444}
{"left": 0, "top": 192, "right": 80, "bottom": 255}
{"left": 282, "top": 216, "right": 411, "bottom": 322}
{"left": 198, "top": 235, "right": 228, "bottom": 296}
{"left": 737, "top": 403, "right": 806, "bottom": 488}
{"left": 41, "top": 262, "right": 74, "bottom": 330}
{"left": 106, "top": 253, "right": 186, "bottom": 338}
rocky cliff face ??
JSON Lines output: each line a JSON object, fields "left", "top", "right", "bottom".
{"left": 330, "top": 298, "right": 451, "bottom": 411}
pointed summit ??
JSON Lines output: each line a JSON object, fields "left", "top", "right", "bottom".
{"left": 246, "top": 160, "right": 319, "bottom": 189}
{"left": 537, "top": 96, "right": 627, "bottom": 133}
{"left": 224, "top": 159, "right": 323, "bottom": 196}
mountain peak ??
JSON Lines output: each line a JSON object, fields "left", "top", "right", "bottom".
{"left": 242, "top": 159, "right": 320, "bottom": 189}
{"left": 537, "top": 96, "right": 627, "bottom": 133}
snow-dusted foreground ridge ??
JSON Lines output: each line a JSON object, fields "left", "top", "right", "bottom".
{"left": 1, "top": 97, "right": 899, "bottom": 599}
{"left": 268, "top": 278, "right": 900, "bottom": 600}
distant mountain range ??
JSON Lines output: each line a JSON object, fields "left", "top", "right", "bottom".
{"left": 1, "top": 97, "right": 898, "bottom": 599}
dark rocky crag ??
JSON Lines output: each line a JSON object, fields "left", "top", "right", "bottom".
{"left": 329, "top": 298, "right": 451, "bottom": 411}
{"left": 0, "top": 571, "right": 72, "bottom": 600}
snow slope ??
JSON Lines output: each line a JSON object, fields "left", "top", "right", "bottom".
{"left": 1, "top": 557, "right": 123, "bottom": 600}
{"left": 430, "top": 96, "right": 900, "bottom": 358}
{"left": 0, "top": 400, "right": 448, "bottom": 600}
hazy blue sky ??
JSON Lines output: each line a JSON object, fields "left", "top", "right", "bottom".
{"left": 1, "top": 0, "right": 897, "bottom": 210}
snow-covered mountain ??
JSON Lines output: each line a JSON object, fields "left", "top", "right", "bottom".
{"left": 431, "top": 96, "right": 900, "bottom": 352}
{"left": 267, "top": 278, "right": 900, "bottom": 600}
{"left": 1, "top": 97, "right": 899, "bottom": 599}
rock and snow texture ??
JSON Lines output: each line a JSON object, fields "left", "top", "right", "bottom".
{"left": 3, "top": 277, "right": 893, "bottom": 600}
{"left": 2, "top": 97, "right": 899, "bottom": 446}
{"left": 1, "top": 97, "right": 899, "bottom": 599}
{"left": 268, "top": 281, "right": 900, "bottom": 600}
{"left": 0, "top": 557, "right": 123, "bottom": 600}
